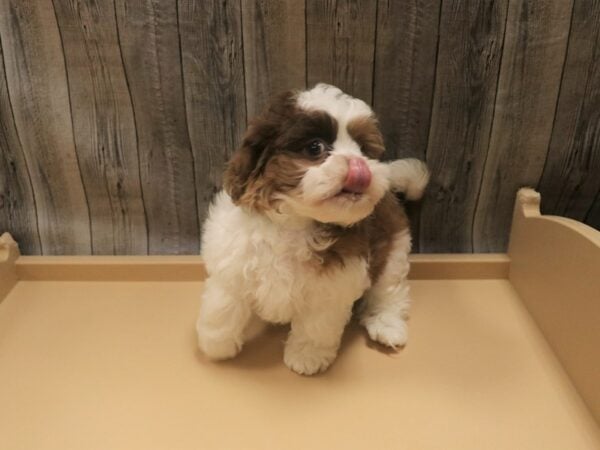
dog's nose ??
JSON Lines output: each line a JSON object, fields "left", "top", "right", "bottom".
{"left": 343, "top": 158, "right": 371, "bottom": 193}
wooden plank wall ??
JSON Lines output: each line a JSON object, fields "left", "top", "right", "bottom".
{"left": 0, "top": 0, "right": 598, "bottom": 255}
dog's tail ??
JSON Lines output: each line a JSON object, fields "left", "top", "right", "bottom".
{"left": 387, "top": 158, "right": 430, "bottom": 201}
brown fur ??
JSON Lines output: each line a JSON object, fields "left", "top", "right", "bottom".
{"left": 314, "top": 192, "right": 409, "bottom": 283}
{"left": 237, "top": 154, "right": 307, "bottom": 211}
{"left": 224, "top": 91, "right": 338, "bottom": 210}
{"left": 223, "top": 91, "right": 298, "bottom": 203}
{"left": 347, "top": 116, "right": 385, "bottom": 160}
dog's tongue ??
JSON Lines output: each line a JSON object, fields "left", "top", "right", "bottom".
{"left": 343, "top": 158, "right": 372, "bottom": 194}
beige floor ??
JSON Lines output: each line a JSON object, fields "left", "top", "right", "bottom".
{"left": 0, "top": 279, "right": 598, "bottom": 450}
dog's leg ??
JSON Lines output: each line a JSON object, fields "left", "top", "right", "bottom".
{"left": 196, "top": 278, "right": 251, "bottom": 360}
{"left": 284, "top": 300, "right": 354, "bottom": 375}
{"left": 361, "top": 230, "right": 412, "bottom": 348}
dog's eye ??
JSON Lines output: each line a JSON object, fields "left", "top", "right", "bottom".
{"left": 306, "top": 140, "right": 326, "bottom": 157}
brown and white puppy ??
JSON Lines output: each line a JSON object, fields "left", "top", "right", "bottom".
{"left": 197, "top": 84, "right": 428, "bottom": 375}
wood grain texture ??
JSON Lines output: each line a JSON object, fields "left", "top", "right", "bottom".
{"left": 0, "top": 41, "right": 41, "bottom": 254}
{"left": 372, "top": 0, "right": 441, "bottom": 252}
{"left": 306, "top": 0, "right": 377, "bottom": 103}
{"left": 372, "top": 0, "right": 441, "bottom": 160}
{"left": 242, "top": 0, "right": 306, "bottom": 118}
{"left": 114, "top": 0, "right": 199, "bottom": 254}
{"left": 420, "top": 0, "right": 509, "bottom": 252}
{"left": 178, "top": 0, "right": 246, "bottom": 228}
{"left": 585, "top": 190, "right": 600, "bottom": 229}
{"left": 0, "top": 0, "right": 91, "bottom": 254}
{"left": 473, "top": 0, "right": 573, "bottom": 252}
{"left": 1, "top": 0, "right": 599, "bottom": 255}
{"left": 538, "top": 0, "right": 600, "bottom": 226}
{"left": 52, "top": 0, "right": 148, "bottom": 255}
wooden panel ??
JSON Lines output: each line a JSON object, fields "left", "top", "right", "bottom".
{"left": 114, "top": 0, "right": 199, "bottom": 254}
{"left": 0, "top": 41, "right": 40, "bottom": 255}
{"left": 242, "top": 0, "right": 306, "bottom": 118}
{"left": 373, "top": 0, "right": 441, "bottom": 160}
{"left": 1, "top": 0, "right": 599, "bottom": 255}
{"left": 585, "top": 191, "right": 600, "bottom": 230}
{"left": 420, "top": 0, "right": 509, "bottom": 253}
{"left": 473, "top": 0, "right": 573, "bottom": 252}
{"left": 372, "top": 0, "right": 441, "bottom": 252}
{"left": 15, "top": 255, "right": 205, "bottom": 282}
{"left": 0, "top": 0, "right": 91, "bottom": 254}
{"left": 178, "top": 0, "right": 246, "bottom": 227}
{"left": 508, "top": 188, "right": 600, "bottom": 424}
{"left": 538, "top": 0, "right": 600, "bottom": 226}
{"left": 306, "top": 0, "right": 377, "bottom": 103}
{"left": 52, "top": 0, "right": 148, "bottom": 255}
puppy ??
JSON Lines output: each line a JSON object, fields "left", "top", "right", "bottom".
{"left": 196, "top": 84, "right": 429, "bottom": 375}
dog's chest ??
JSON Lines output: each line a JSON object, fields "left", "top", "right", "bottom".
{"left": 242, "top": 225, "right": 314, "bottom": 319}
{"left": 241, "top": 221, "right": 368, "bottom": 323}
{"left": 202, "top": 194, "right": 370, "bottom": 324}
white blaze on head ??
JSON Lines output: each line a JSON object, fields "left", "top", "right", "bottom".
{"left": 297, "top": 84, "right": 375, "bottom": 161}
{"left": 296, "top": 84, "right": 373, "bottom": 122}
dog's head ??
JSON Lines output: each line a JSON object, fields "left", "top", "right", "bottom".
{"left": 224, "top": 84, "right": 391, "bottom": 226}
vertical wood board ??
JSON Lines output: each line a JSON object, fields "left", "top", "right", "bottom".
{"left": 420, "top": 0, "right": 509, "bottom": 252}
{"left": 538, "top": 0, "right": 600, "bottom": 227}
{"left": 178, "top": 0, "right": 246, "bottom": 229}
{"left": 242, "top": 0, "right": 306, "bottom": 118}
{"left": 473, "top": 0, "right": 573, "bottom": 252}
{"left": 53, "top": 0, "right": 148, "bottom": 254}
{"left": 0, "top": 40, "right": 41, "bottom": 254}
{"left": 0, "top": 0, "right": 91, "bottom": 254}
{"left": 306, "top": 0, "right": 377, "bottom": 103}
{"left": 115, "top": 0, "right": 199, "bottom": 254}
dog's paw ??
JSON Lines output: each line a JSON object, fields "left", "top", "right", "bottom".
{"left": 284, "top": 341, "right": 337, "bottom": 375}
{"left": 197, "top": 327, "right": 241, "bottom": 360}
{"left": 363, "top": 314, "right": 408, "bottom": 348}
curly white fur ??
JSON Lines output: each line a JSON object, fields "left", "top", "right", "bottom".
{"left": 196, "top": 84, "right": 426, "bottom": 375}
{"left": 197, "top": 193, "right": 371, "bottom": 374}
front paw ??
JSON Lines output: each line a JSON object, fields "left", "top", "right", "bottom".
{"left": 362, "top": 314, "right": 408, "bottom": 348}
{"left": 197, "top": 324, "right": 241, "bottom": 360}
{"left": 284, "top": 341, "right": 338, "bottom": 375}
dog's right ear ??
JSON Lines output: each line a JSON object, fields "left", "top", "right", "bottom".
{"left": 223, "top": 122, "right": 273, "bottom": 203}
{"left": 224, "top": 90, "right": 296, "bottom": 203}
{"left": 223, "top": 142, "right": 255, "bottom": 203}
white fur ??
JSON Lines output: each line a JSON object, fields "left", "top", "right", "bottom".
{"left": 387, "top": 159, "right": 430, "bottom": 200}
{"left": 296, "top": 83, "right": 373, "bottom": 125}
{"left": 280, "top": 153, "right": 390, "bottom": 226}
{"left": 197, "top": 84, "right": 425, "bottom": 375}
{"left": 360, "top": 230, "right": 412, "bottom": 348}
{"left": 197, "top": 192, "right": 370, "bottom": 374}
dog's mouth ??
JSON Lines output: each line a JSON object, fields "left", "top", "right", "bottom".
{"left": 332, "top": 159, "right": 371, "bottom": 201}
{"left": 334, "top": 188, "right": 364, "bottom": 201}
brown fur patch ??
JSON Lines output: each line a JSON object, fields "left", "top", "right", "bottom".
{"left": 223, "top": 91, "right": 297, "bottom": 203}
{"left": 314, "top": 192, "right": 409, "bottom": 283}
{"left": 347, "top": 116, "right": 385, "bottom": 160}
{"left": 238, "top": 154, "right": 307, "bottom": 211}
{"left": 224, "top": 91, "right": 338, "bottom": 210}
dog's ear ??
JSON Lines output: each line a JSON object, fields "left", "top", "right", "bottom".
{"left": 224, "top": 90, "right": 296, "bottom": 203}
{"left": 223, "top": 142, "right": 255, "bottom": 203}
{"left": 224, "top": 121, "right": 274, "bottom": 203}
